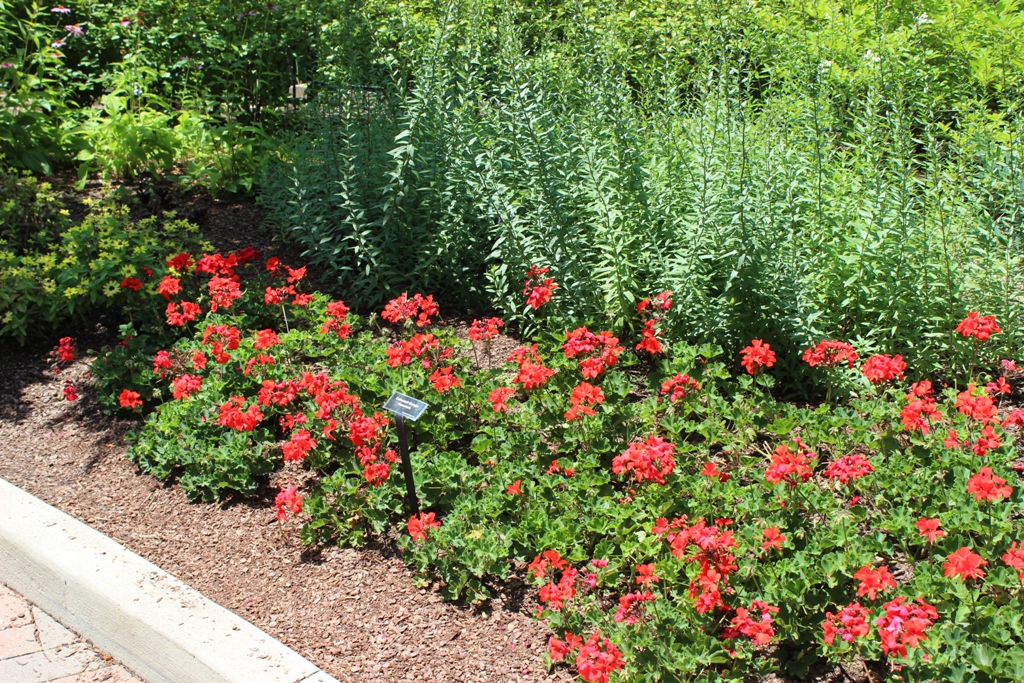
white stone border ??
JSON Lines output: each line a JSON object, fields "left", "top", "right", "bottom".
{"left": 0, "top": 477, "right": 340, "bottom": 683}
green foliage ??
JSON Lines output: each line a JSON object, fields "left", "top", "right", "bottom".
{"left": 258, "top": 1, "right": 1024, "bottom": 381}
{"left": 0, "top": 197, "right": 208, "bottom": 343}
{"left": 0, "top": 170, "right": 69, "bottom": 253}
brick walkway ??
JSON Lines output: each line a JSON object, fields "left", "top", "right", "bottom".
{"left": 0, "top": 583, "right": 143, "bottom": 683}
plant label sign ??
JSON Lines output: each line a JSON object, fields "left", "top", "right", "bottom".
{"left": 384, "top": 392, "right": 428, "bottom": 421}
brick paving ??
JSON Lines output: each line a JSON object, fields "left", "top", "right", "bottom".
{"left": 0, "top": 583, "right": 143, "bottom": 683}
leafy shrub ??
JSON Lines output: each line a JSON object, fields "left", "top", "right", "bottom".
{"left": 0, "top": 171, "right": 70, "bottom": 253}
{"left": 260, "top": 3, "right": 1024, "bottom": 382}
{"left": 88, "top": 251, "right": 1024, "bottom": 682}
{"left": 0, "top": 199, "right": 209, "bottom": 343}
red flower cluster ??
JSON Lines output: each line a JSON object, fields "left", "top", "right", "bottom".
{"left": 612, "top": 436, "right": 676, "bottom": 485}
{"left": 853, "top": 564, "right": 896, "bottom": 600}
{"left": 320, "top": 300, "right": 352, "bottom": 339}
{"left": 382, "top": 292, "right": 438, "bottom": 326}
{"left": 944, "top": 547, "right": 987, "bottom": 580}
{"left": 538, "top": 563, "right": 578, "bottom": 612}
{"left": 764, "top": 440, "right": 816, "bottom": 486}
{"left": 1002, "top": 542, "right": 1024, "bottom": 578}
{"left": 166, "top": 301, "right": 201, "bottom": 327}
{"left": 635, "top": 291, "right": 672, "bottom": 355}
{"left": 822, "top": 602, "right": 871, "bottom": 646}
{"left": 563, "top": 326, "right": 622, "bottom": 378}
{"left": 488, "top": 387, "right": 515, "bottom": 413}
{"left": 875, "top": 597, "right": 937, "bottom": 657}
{"left": 916, "top": 517, "right": 945, "bottom": 543}
{"left": 157, "top": 275, "right": 181, "bottom": 300}
{"left": 956, "top": 312, "right": 1001, "bottom": 341}
{"left": 861, "top": 353, "right": 905, "bottom": 384}
{"left": 347, "top": 412, "right": 394, "bottom": 485}
{"left": 660, "top": 373, "right": 700, "bottom": 403}
{"left": 468, "top": 317, "right": 503, "bottom": 341}
{"left": 208, "top": 275, "right": 243, "bottom": 312}
{"left": 282, "top": 429, "right": 316, "bottom": 461}
{"left": 574, "top": 631, "right": 624, "bottom": 683}
{"left": 119, "top": 389, "right": 142, "bottom": 409}
{"left": 171, "top": 374, "right": 202, "bottom": 400}
{"left": 429, "top": 366, "right": 461, "bottom": 393}
{"left": 701, "top": 461, "right": 729, "bottom": 483}
{"left": 900, "top": 381, "right": 942, "bottom": 434}
{"left": 655, "top": 517, "right": 738, "bottom": 614}
{"left": 523, "top": 266, "right": 558, "bottom": 309}
{"left": 217, "top": 396, "right": 264, "bottom": 431}
{"left": 202, "top": 324, "right": 242, "bottom": 364}
{"left": 57, "top": 336, "right": 76, "bottom": 362}
{"left": 802, "top": 340, "right": 859, "bottom": 368}
{"left": 274, "top": 486, "right": 303, "bottom": 521}
{"left": 386, "top": 333, "right": 440, "bottom": 367}
{"left": 613, "top": 591, "right": 655, "bottom": 625}
{"left": 63, "top": 383, "right": 78, "bottom": 401}
{"left": 508, "top": 344, "right": 555, "bottom": 389}
{"left": 967, "top": 467, "right": 1012, "bottom": 502}
{"left": 166, "top": 252, "right": 194, "bottom": 273}
{"left": 253, "top": 329, "right": 281, "bottom": 350}
{"left": 407, "top": 512, "right": 441, "bottom": 542}
{"left": 565, "top": 382, "right": 604, "bottom": 421}
{"left": 955, "top": 385, "right": 999, "bottom": 423}
{"left": 740, "top": 339, "right": 776, "bottom": 375}
{"left": 120, "top": 276, "right": 144, "bottom": 291}
{"left": 824, "top": 454, "right": 874, "bottom": 484}
{"left": 762, "top": 526, "right": 785, "bottom": 551}
{"left": 725, "top": 601, "right": 779, "bottom": 646}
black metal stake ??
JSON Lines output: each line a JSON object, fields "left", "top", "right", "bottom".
{"left": 395, "top": 414, "right": 419, "bottom": 515}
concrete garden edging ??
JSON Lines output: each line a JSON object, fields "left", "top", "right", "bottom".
{"left": 0, "top": 477, "right": 341, "bottom": 683}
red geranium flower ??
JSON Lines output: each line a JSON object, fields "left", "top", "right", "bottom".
{"left": 915, "top": 518, "right": 945, "bottom": 543}
{"left": 944, "top": 547, "right": 987, "bottom": 580}
{"left": 612, "top": 436, "right": 676, "bottom": 485}
{"left": 802, "top": 340, "right": 859, "bottom": 368}
{"left": 967, "top": 467, "right": 1013, "bottom": 502}
{"left": 523, "top": 266, "right": 558, "bottom": 310}
{"left": 874, "top": 597, "right": 937, "bottom": 658}
{"left": 120, "top": 276, "right": 144, "bottom": 291}
{"left": 762, "top": 527, "right": 785, "bottom": 551}
{"left": 853, "top": 564, "right": 896, "bottom": 600}
{"left": 468, "top": 317, "right": 503, "bottom": 341}
{"left": 488, "top": 387, "right": 516, "bottom": 412}
{"left": 956, "top": 312, "right": 1001, "bottom": 341}
{"left": 171, "top": 374, "right": 202, "bottom": 400}
{"left": 824, "top": 454, "right": 874, "bottom": 484}
{"left": 822, "top": 602, "right": 871, "bottom": 646}
{"left": 861, "top": 354, "right": 906, "bottom": 384}
{"left": 740, "top": 339, "right": 776, "bottom": 375}
{"left": 1002, "top": 542, "right": 1024, "bottom": 579}
{"left": 274, "top": 486, "right": 303, "bottom": 521}
{"left": 408, "top": 512, "right": 441, "bottom": 542}
{"left": 282, "top": 429, "right": 316, "bottom": 461}
{"left": 574, "top": 631, "right": 624, "bottom": 683}
{"left": 430, "top": 366, "right": 462, "bottom": 393}
{"left": 565, "top": 382, "right": 604, "bottom": 421}
{"left": 119, "top": 389, "right": 142, "bottom": 409}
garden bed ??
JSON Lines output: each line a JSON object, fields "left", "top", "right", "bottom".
{"left": 0, "top": 311, "right": 570, "bottom": 683}
{"left": 0, "top": 189, "right": 567, "bottom": 683}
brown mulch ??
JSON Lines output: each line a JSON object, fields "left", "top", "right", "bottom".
{"left": 0, "top": 185, "right": 569, "bottom": 683}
